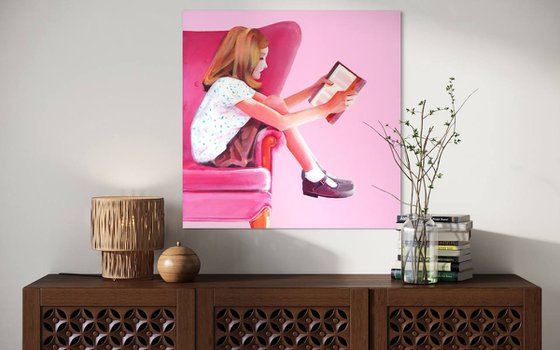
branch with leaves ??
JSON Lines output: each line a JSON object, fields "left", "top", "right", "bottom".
{"left": 364, "top": 77, "right": 477, "bottom": 217}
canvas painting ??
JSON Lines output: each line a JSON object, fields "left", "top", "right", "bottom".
{"left": 183, "top": 10, "right": 401, "bottom": 229}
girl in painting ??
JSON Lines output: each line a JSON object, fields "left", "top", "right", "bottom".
{"left": 191, "top": 26, "right": 357, "bottom": 198}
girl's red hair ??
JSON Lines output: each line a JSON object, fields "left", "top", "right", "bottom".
{"left": 203, "top": 26, "right": 269, "bottom": 91}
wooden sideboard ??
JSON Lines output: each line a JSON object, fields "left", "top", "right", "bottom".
{"left": 23, "top": 274, "right": 541, "bottom": 350}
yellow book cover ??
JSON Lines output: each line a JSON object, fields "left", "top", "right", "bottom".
{"left": 438, "top": 243, "right": 471, "bottom": 251}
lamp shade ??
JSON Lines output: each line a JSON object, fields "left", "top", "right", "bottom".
{"left": 91, "top": 196, "right": 164, "bottom": 279}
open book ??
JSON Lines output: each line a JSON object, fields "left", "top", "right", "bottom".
{"left": 309, "top": 61, "right": 366, "bottom": 124}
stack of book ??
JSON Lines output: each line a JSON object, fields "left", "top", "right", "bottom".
{"left": 391, "top": 214, "right": 474, "bottom": 282}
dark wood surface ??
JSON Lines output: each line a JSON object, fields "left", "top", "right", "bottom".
{"left": 350, "top": 288, "right": 369, "bottom": 349}
{"left": 196, "top": 288, "right": 214, "bottom": 350}
{"left": 524, "top": 286, "right": 542, "bottom": 350}
{"left": 386, "top": 287, "right": 524, "bottom": 305}
{"left": 22, "top": 288, "right": 40, "bottom": 350}
{"left": 23, "top": 274, "right": 541, "bottom": 350}
{"left": 41, "top": 287, "right": 177, "bottom": 306}
{"left": 214, "top": 288, "right": 350, "bottom": 306}
{"left": 176, "top": 288, "right": 196, "bottom": 350}
{"left": 26, "top": 273, "right": 538, "bottom": 289}
{"left": 371, "top": 288, "right": 387, "bottom": 350}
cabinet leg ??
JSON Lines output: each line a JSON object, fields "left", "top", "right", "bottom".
{"left": 23, "top": 288, "right": 40, "bottom": 350}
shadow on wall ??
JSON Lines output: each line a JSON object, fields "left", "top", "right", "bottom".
{"left": 161, "top": 229, "right": 339, "bottom": 274}
{"left": 159, "top": 201, "right": 339, "bottom": 274}
{"left": 471, "top": 230, "right": 559, "bottom": 347}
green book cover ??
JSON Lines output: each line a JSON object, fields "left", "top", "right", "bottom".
{"left": 391, "top": 268, "right": 473, "bottom": 282}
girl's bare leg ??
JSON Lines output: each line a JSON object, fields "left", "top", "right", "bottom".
{"left": 261, "top": 95, "right": 353, "bottom": 196}
{"left": 263, "top": 96, "right": 316, "bottom": 172}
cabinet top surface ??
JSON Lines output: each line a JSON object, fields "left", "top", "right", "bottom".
{"left": 25, "top": 274, "right": 539, "bottom": 289}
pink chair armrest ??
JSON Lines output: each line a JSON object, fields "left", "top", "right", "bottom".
{"left": 254, "top": 127, "right": 285, "bottom": 171}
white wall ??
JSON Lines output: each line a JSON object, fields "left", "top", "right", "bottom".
{"left": 1, "top": 0, "right": 559, "bottom": 348}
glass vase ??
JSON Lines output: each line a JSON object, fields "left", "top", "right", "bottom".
{"left": 401, "top": 214, "right": 438, "bottom": 284}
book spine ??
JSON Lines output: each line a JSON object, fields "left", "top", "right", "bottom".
{"left": 308, "top": 61, "right": 341, "bottom": 104}
{"left": 397, "top": 255, "right": 468, "bottom": 263}
{"left": 397, "top": 223, "right": 472, "bottom": 230}
{"left": 431, "top": 215, "right": 469, "bottom": 223}
{"left": 438, "top": 249, "right": 469, "bottom": 257}
{"left": 438, "top": 240, "right": 468, "bottom": 246}
{"left": 437, "top": 256, "right": 465, "bottom": 263}
{"left": 436, "top": 232, "right": 471, "bottom": 242}
{"left": 436, "top": 223, "right": 473, "bottom": 231}
{"left": 397, "top": 215, "right": 470, "bottom": 223}
{"left": 437, "top": 262, "right": 462, "bottom": 272}
{"left": 438, "top": 245, "right": 469, "bottom": 251}
{"left": 397, "top": 241, "right": 471, "bottom": 250}
{"left": 393, "top": 261, "right": 461, "bottom": 272}
{"left": 438, "top": 271, "right": 461, "bottom": 280}
{"left": 438, "top": 245, "right": 459, "bottom": 251}
{"left": 391, "top": 269, "right": 465, "bottom": 282}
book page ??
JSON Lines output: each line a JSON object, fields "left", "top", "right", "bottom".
{"left": 310, "top": 64, "right": 357, "bottom": 106}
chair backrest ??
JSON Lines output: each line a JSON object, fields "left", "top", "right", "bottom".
{"left": 183, "top": 21, "right": 302, "bottom": 165}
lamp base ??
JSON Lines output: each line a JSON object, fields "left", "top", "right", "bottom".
{"left": 101, "top": 251, "right": 154, "bottom": 279}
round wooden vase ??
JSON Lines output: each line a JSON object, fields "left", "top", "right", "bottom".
{"left": 157, "top": 242, "right": 201, "bottom": 282}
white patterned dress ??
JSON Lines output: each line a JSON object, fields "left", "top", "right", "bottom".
{"left": 191, "top": 77, "right": 256, "bottom": 163}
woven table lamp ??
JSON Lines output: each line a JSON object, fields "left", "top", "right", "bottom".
{"left": 91, "top": 196, "right": 164, "bottom": 279}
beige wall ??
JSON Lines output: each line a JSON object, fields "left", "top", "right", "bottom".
{"left": 1, "top": 0, "right": 559, "bottom": 347}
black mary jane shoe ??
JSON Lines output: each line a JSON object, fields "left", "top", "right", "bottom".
{"left": 302, "top": 176, "right": 354, "bottom": 198}
{"left": 301, "top": 170, "right": 354, "bottom": 191}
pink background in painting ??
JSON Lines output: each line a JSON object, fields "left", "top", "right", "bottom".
{"left": 183, "top": 11, "right": 401, "bottom": 229}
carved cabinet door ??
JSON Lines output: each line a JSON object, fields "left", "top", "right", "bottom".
{"left": 197, "top": 288, "right": 368, "bottom": 350}
{"left": 24, "top": 287, "right": 195, "bottom": 350}
{"left": 372, "top": 287, "right": 541, "bottom": 350}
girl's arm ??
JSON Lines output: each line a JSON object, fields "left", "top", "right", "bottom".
{"left": 236, "top": 90, "right": 353, "bottom": 131}
{"left": 283, "top": 86, "right": 315, "bottom": 109}
{"left": 252, "top": 76, "right": 331, "bottom": 110}
{"left": 284, "top": 76, "right": 333, "bottom": 109}
{"left": 252, "top": 91, "right": 267, "bottom": 103}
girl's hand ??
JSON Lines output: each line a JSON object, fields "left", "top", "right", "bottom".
{"left": 327, "top": 90, "right": 357, "bottom": 114}
{"left": 310, "top": 75, "right": 334, "bottom": 95}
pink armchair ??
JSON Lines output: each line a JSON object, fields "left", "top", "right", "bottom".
{"left": 183, "top": 21, "right": 302, "bottom": 228}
